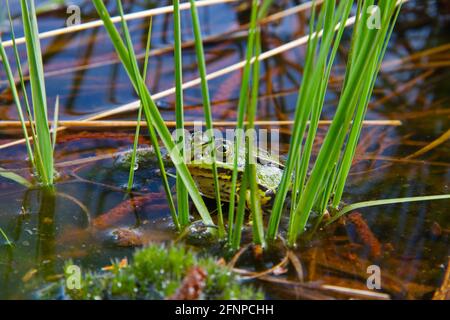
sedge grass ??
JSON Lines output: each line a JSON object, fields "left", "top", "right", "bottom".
{"left": 188, "top": 0, "right": 225, "bottom": 237}
{"left": 92, "top": 0, "right": 214, "bottom": 227}
{"left": 0, "top": 120, "right": 403, "bottom": 129}
{"left": 268, "top": 0, "right": 354, "bottom": 241}
{"left": 0, "top": 2, "right": 358, "bottom": 152}
{"left": 327, "top": 194, "right": 450, "bottom": 225}
{"left": 0, "top": 32, "right": 34, "bottom": 166}
{"left": 0, "top": 0, "right": 55, "bottom": 186}
{"left": 286, "top": 1, "right": 404, "bottom": 246}
{"left": 229, "top": 0, "right": 273, "bottom": 249}
{"left": 245, "top": 32, "right": 265, "bottom": 247}
{"left": 20, "top": 0, "right": 54, "bottom": 186}
{"left": 0, "top": 227, "right": 12, "bottom": 247}
{"left": 0, "top": 167, "right": 33, "bottom": 188}
{"left": 173, "top": 0, "right": 190, "bottom": 227}
{"left": 116, "top": 1, "right": 180, "bottom": 230}
{"left": 79, "top": 0, "right": 448, "bottom": 253}
{"left": 331, "top": 1, "right": 403, "bottom": 209}
{"left": 264, "top": 0, "right": 406, "bottom": 246}
{"left": 126, "top": 16, "right": 153, "bottom": 192}
{"left": 227, "top": 0, "right": 259, "bottom": 246}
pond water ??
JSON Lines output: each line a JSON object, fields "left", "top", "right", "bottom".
{"left": 0, "top": 0, "right": 449, "bottom": 299}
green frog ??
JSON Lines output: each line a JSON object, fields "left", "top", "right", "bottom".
{"left": 186, "top": 133, "right": 284, "bottom": 206}
{"left": 116, "top": 133, "right": 284, "bottom": 206}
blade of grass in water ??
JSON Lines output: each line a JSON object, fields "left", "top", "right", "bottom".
{"left": 189, "top": 0, "right": 225, "bottom": 237}
{"left": 0, "top": 168, "right": 33, "bottom": 188}
{"left": 6, "top": 0, "right": 39, "bottom": 151}
{"left": 1, "top": 0, "right": 53, "bottom": 186}
{"left": 127, "top": 17, "right": 152, "bottom": 191}
{"left": 92, "top": 0, "right": 214, "bottom": 226}
{"left": 52, "top": 95, "right": 59, "bottom": 151}
{"left": 20, "top": 0, "right": 54, "bottom": 186}
{"left": 173, "top": 0, "right": 190, "bottom": 227}
{"left": 287, "top": 1, "right": 401, "bottom": 245}
{"left": 327, "top": 194, "right": 450, "bottom": 225}
{"left": 227, "top": 0, "right": 259, "bottom": 246}
{"left": 0, "top": 33, "right": 34, "bottom": 166}
{"left": 229, "top": 0, "right": 273, "bottom": 249}
{"left": 0, "top": 227, "right": 13, "bottom": 247}
{"left": 231, "top": 165, "right": 249, "bottom": 250}
{"left": 331, "top": 1, "right": 403, "bottom": 208}
{"left": 289, "top": 0, "right": 319, "bottom": 215}
{"left": 295, "top": 1, "right": 351, "bottom": 198}
{"left": 246, "top": 31, "right": 265, "bottom": 247}
{"left": 286, "top": 0, "right": 353, "bottom": 239}
{"left": 116, "top": 1, "right": 179, "bottom": 230}
{"left": 268, "top": 0, "right": 353, "bottom": 241}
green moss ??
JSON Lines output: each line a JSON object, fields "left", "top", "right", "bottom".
{"left": 41, "top": 244, "right": 263, "bottom": 300}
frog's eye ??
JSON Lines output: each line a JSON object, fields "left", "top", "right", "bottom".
{"left": 215, "top": 141, "right": 232, "bottom": 158}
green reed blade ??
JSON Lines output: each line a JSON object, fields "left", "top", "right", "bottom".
{"left": 230, "top": 167, "right": 249, "bottom": 250}
{"left": 286, "top": 0, "right": 353, "bottom": 239}
{"left": 0, "top": 35, "right": 34, "bottom": 166}
{"left": 127, "top": 16, "right": 152, "bottom": 192}
{"left": 116, "top": 1, "right": 179, "bottom": 230}
{"left": 332, "top": 1, "right": 403, "bottom": 208}
{"left": 268, "top": 0, "right": 350, "bottom": 241}
{"left": 0, "top": 227, "right": 13, "bottom": 247}
{"left": 0, "top": 167, "right": 33, "bottom": 188}
{"left": 6, "top": 0, "right": 38, "bottom": 147}
{"left": 295, "top": 0, "right": 350, "bottom": 196}
{"left": 287, "top": 1, "right": 400, "bottom": 245}
{"left": 327, "top": 194, "right": 450, "bottom": 225}
{"left": 20, "top": 0, "right": 54, "bottom": 185}
{"left": 227, "top": 0, "right": 259, "bottom": 246}
{"left": 92, "top": 0, "right": 214, "bottom": 226}
{"left": 189, "top": 0, "right": 225, "bottom": 237}
{"left": 246, "top": 31, "right": 265, "bottom": 247}
{"left": 52, "top": 95, "right": 59, "bottom": 151}
{"left": 173, "top": 0, "right": 190, "bottom": 227}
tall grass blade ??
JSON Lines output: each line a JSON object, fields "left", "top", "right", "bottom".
{"left": 20, "top": 0, "right": 54, "bottom": 185}
{"left": 116, "top": 1, "right": 180, "bottom": 230}
{"left": 227, "top": 0, "right": 259, "bottom": 246}
{"left": 5, "top": 0, "right": 38, "bottom": 150}
{"left": 287, "top": 1, "right": 401, "bottom": 245}
{"left": 268, "top": 0, "right": 353, "bottom": 241}
{"left": 332, "top": 1, "right": 403, "bottom": 208}
{"left": 0, "top": 167, "right": 33, "bottom": 188}
{"left": 327, "top": 194, "right": 450, "bottom": 225}
{"left": 92, "top": 0, "right": 214, "bottom": 226}
{"left": 0, "top": 227, "right": 13, "bottom": 247}
{"left": 52, "top": 95, "right": 59, "bottom": 151}
{"left": 286, "top": 0, "right": 353, "bottom": 240}
{"left": 127, "top": 16, "right": 152, "bottom": 192}
{"left": 189, "top": 0, "right": 224, "bottom": 237}
{"left": 173, "top": 0, "right": 190, "bottom": 227}
{"left": 0, "top": 33, "right": 34, "bottom": 166}
{"left": 246, "top": 32, "right": 265, "bottom": 247}
{"left": 230, "top": 166, "right": 249, "bottom": 250}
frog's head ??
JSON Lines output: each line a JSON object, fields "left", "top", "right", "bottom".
{"left": 185, "top": 132, "right": 284, "bottom": 205}
{"left": 187, "top": 132, "right": 236, "bottom": 166}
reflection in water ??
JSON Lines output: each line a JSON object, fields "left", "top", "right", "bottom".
{"left": 36, "top": 187, "right": 56, "bottom": 279}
